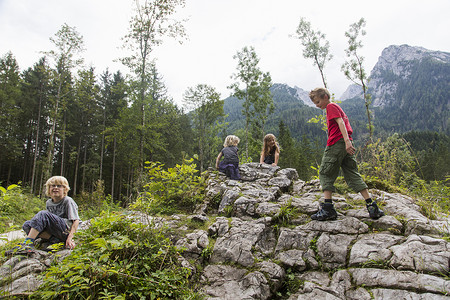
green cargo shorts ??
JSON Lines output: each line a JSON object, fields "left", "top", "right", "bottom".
{"left": 319, "top": 139, "right": 368, "bottom": 193}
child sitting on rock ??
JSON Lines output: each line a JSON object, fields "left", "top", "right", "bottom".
{"left": 215, "top": 135, "right": 241, "bottom": 180}
{"left": 7, "top": 176, "right": 80, "bottom": 254}
{"left": 260, "top": 133, "right": 280, "bottom": 166}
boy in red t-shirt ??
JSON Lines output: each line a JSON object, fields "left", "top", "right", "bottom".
{"left": 309, "top": 87, "right": 384, "bottom": 221}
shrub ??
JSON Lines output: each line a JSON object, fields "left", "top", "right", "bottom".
{"left": 132, "top": 156, "right": 205, "bottom": 214}
{"left": 0, "top": 184, "right": 44, "bottom": 233}
{"left": 75, "top": 180, "right": 122, "bottom": 220}
{"left": 33, "top": 211, "right": 203, "bottom": 299}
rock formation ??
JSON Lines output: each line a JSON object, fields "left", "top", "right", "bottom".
{"left": 2, "top": 163, "right": 450, "bottom": 299}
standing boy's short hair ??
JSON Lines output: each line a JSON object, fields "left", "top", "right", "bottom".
{"left": 309, "top": 88, "right": 331, "bottom": 101}
{"left": 224, "top": 135, "right": 240, "bottom": 147}
{"left": 45, "top": 176, "right": 70, "bottom": 197}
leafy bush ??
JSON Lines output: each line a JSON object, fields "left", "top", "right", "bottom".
{"left": 33, "top": 211, "right": 203, "bottom": 299}
{"left": 359, "top": 134, "right": 417, "bottom": 186}
{"left": 0, "top": 184, "right": 44, "bottom": 233}
{"left": 132, "top": 156, "right": 205, "bottom": 214}
{"left": 75, "top": 180, "right": 123, "bottom": 220}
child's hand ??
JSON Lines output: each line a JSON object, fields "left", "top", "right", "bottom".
{"left": 66, "top": 238, "right": 76, "bottom": 249}
{"left": 345, "top": 140, "right": 356, "bottom": 155}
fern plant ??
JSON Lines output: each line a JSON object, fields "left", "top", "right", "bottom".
{"left": 33, "top": 211, "right": 203, "bottom": 299}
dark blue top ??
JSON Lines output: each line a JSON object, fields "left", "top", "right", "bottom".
{"left": 221, "top": 146, "right": 239, "bottom": 164}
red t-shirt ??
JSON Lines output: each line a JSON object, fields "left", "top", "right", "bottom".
{"left": 326, "top": 102, "right": 353, "bottom": 146}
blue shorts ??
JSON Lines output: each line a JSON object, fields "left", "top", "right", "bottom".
{"left": 23, "top": 210, "right": 69, "bottom": 242}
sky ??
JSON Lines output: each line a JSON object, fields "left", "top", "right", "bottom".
{"left": 1, "top": 0, "right": 449, "bottom": 106}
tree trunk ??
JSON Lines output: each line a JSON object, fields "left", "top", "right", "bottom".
{"left": 60, "top": 111, "right": 67, "bottom": 175}
{"left": 100, "top": 109, "right": 106, "bottom": 180}
{"left": 111, "top": 136, "right": 116, "bottom": 201}
{"left": 31, "top": 89, "right": 43, "bottom": 193}
{"left": 82, "top": 140, "right": 87, "bottom": 193}
{"left": 73, "top": 136, "right": 82, "bottom": 196}
{"left": 45, "top": 77, "right": 62, "bottom": 179}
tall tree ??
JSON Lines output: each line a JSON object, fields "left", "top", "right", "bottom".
{"left": 183, "top": 84, "right": 225, "bottom": 172}
{"left": 250, "top": 72, "right": 273, "bottom": 143}
{"left": 341, "top": 18, "right": 373, "bottom": 139}
{"left": 229, "top": 46, "right": 273, "bottom": 160}
{"left": 292, "top": 17, "right": 333, "bottom": 89}
{"left": 120, "top": 0, "right": 187, "bottom": 173}
{"left": 42, "top": 23, "right": 85, "bottom": 179}
{"left": 0, "top": 52, "right": 22, "bottom": 185}
{"left": 68, "top": 67, "right": 100, "bottom": 195}
{"left": 292, "top": 18, "right": 332, "bottom": 133}
{"left": 20, "top": 57, "right": 52, "bottom": 193}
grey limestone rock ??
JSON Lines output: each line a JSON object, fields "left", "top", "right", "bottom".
{"left": 201, "top": 265, "right": 271, "bottom": 300}
{"left": 389, "top": 234, "right": 450, "bottom": 273}
{"left": 349, "top": 233, "right": 404, "bottom": 267}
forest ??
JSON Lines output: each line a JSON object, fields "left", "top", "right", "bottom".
{"left": 0, "top": 1, "right": 448, "bottom": 208}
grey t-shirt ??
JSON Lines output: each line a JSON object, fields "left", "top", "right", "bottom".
{"left": 46, "top": 196, "right": 80, "bottom": 228}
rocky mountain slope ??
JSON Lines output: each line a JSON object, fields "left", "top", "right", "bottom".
{"left": 224, "top": 44, "right": 449, "bottom": 136}
{"left": 341, "top": 44, "right": 450, "bottom": 106}
{"left": 2, "top": 164, "right": 450, "bottom": 299}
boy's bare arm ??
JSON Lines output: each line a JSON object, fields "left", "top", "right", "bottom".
{"left": 335, "top": 117, "right": 355, "bottom": 155}
{"left": 66, "top": 219, "right": 79, "bottom": 249}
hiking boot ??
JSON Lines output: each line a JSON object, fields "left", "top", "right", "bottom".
{"left": 5, "top": 240, "right": 35, "bottom": 255}
{"left": 311, "top": 202, "right": 338, "bottom": 221}
{"left": 366, "top": 201, "right": 385, "bottom": 219}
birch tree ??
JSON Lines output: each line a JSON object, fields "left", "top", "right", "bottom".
{"left": 120, "top": 0, "right": 187, "bottom": 173}
{"left": 341, "top": 18, "right": 374, "bottom": 139}
{"left": 292, "top": 17, "right": 333, "bottom": 89}
{"left": 42, "top": 23, "right": 85, "bottom": 179}
{"left": 229, "top": 46, "right": 273, "bottom": 160}
{"left": 183, "top": 84, "right": 225, "bottom": 172}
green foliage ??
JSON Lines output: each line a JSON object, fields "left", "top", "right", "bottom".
{"left": 334, "top": 177, "right": 354, "bottom": 195}
{"left": 361, "top": 258, "right": 390, "bottom": 269}
{"left": 362, "top": 175, "right": 403, "bottom": 193}
{"left": 360, "top": 134, "right": 417, "bottom": 185}
{"left": 228, "top": 45, "right": 274, "bottom": 160}
{"left": 0, "top": 184, "right": 44, "bottom": 233}
{"left": 132, "top": 156, "right": 205, "bottom": 214}
{"left": 411, "top": 178, "right": 450, "bottom": 220}
{"left": 359, "top": 134, "right": 450, "bottom": 217}
{"left": 402, "top": 131, "right": 450, "bottom": 181}
{"left": 341, "top": 17, "right": 374, "bottom": 138}
{"left": 183, "top": 84, "right": 226, "bottom": 172}
{"left": 274, "top": 268, "right": 304, "bottom": 299}
{"left": 271, "top": 199, "right": 297, "bottom": 227}
{"left": 75, "top": 180, "right": 123, "bottom": 220}
{"left": 307, "top": 114, "right": 327, "bottom": 132}
{"left": 291, "top": 17, "right": 333, "bottom": 88}
{"left": 223, "top": 204, "right": 234, "bottom": 218}
{"left": 33, "top": 211, "right": 203, "bottom": 299}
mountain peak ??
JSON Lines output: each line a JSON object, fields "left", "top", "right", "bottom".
{"left": 340, "top": 44, "right": 450, "bottom": 106}
{"left": 373, "top": 44, "right": 450, "bottom": 79}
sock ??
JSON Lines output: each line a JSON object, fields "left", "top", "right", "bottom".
{"left": 365, "top": 198, "right": 373, "bottom": 204}
{"left": 324, "top": 199, "right": 332, "bottom": 203}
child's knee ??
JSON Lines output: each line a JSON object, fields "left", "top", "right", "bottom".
{"left": 34, "top": 210, "right": 51, "bottom": 218}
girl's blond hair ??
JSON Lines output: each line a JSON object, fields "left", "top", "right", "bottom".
{"left": 45, "top": 176, "right": 70, "bottom": 197}
{"left": 223, "top": 135, "right": 240, "bottom": 147}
